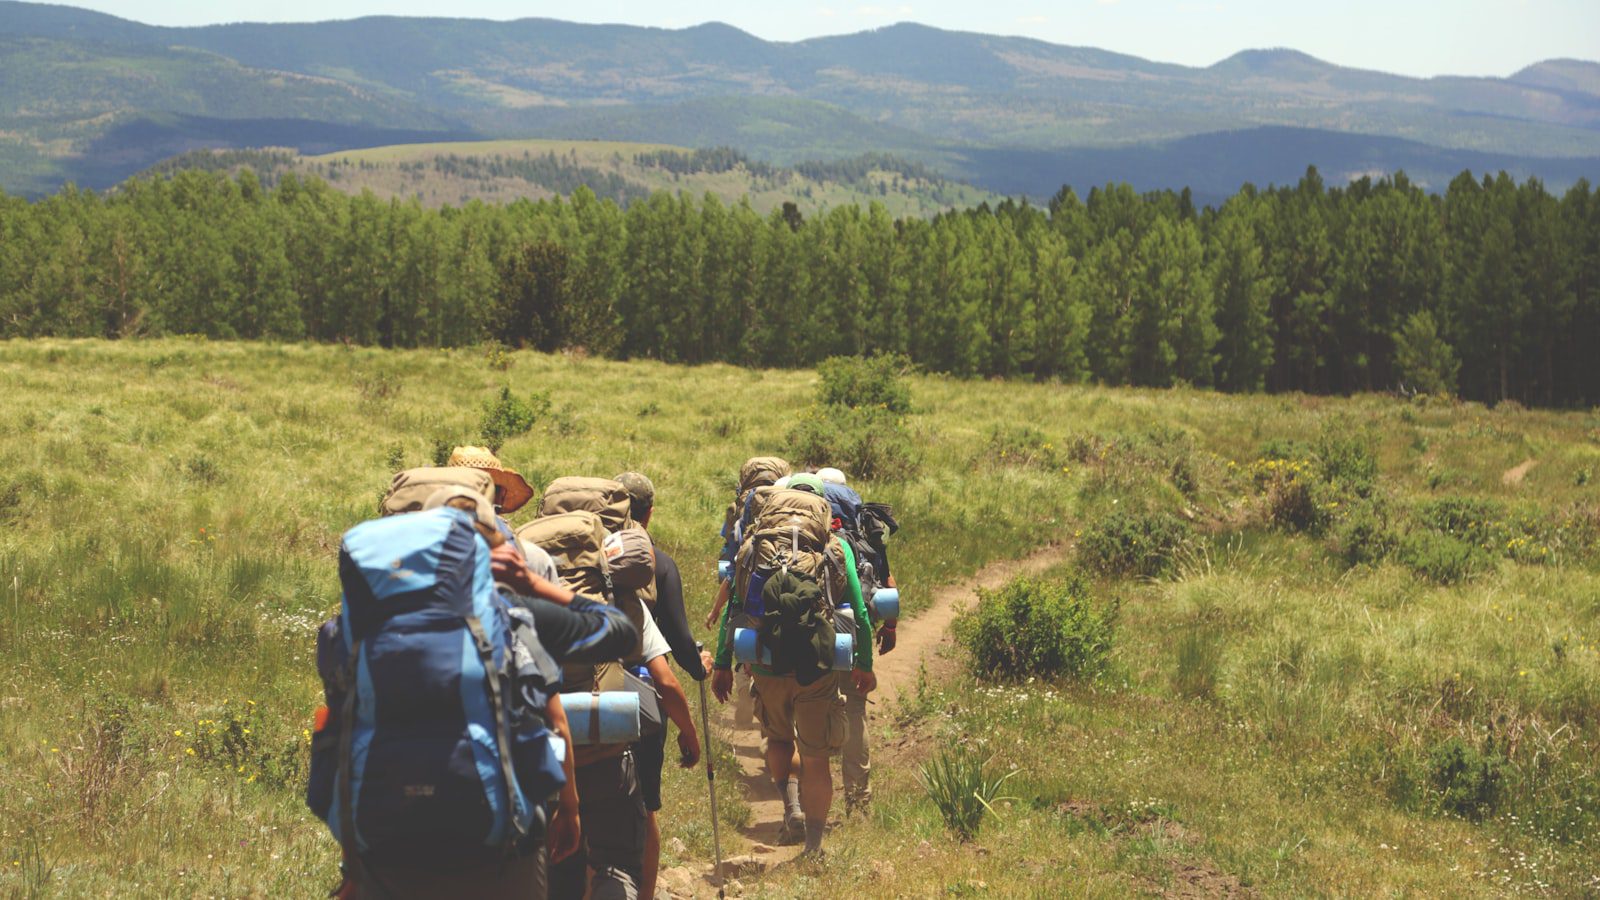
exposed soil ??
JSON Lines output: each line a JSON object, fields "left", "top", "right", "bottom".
{"left": 1502, "top": 458, "right": 1537, "bottom": 486}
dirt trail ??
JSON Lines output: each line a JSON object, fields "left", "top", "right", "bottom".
{"left": 1502, "top": 458, "right": 1537, "bottom": 486}
{"left": 666, "top": 543, "right": 1071, "bottom": 898}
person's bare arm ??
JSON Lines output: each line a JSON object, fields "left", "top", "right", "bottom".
{"left": 544, "top": 694, "right": 581, "bottom": 862}
{"left": 491, "top": 543, "right": 576, "bottom": 606}
{"left": 645, "top": 655, "right": 701, "bottom": 768}
{"left": 703, "top": 578, "right": 730, "bottom": 631}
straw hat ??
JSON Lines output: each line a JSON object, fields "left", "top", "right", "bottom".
{"left": 446, "top": 446, "right": 534, "bottom": 514}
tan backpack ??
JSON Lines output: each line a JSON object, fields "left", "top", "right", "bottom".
{"left": 732, "top": 489, "right": 846, "bottom": 629}
{"left": 516, "top": 510, "right": 643, "bottom": 766}
{"left": 381, "top": 467, "right": 494, "bottom": 517}
{"left": 539, "top": 477, "right": 634, "bottom": 533}
{"left": 721, "top": 457, "right": 791, "bottom": 545}
{"left": 516, "top": 511, "right": 612, "bottom": 600}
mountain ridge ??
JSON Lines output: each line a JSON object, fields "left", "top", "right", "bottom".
{"left": 0, "top": 1, "right": 1596, "bottom": 198}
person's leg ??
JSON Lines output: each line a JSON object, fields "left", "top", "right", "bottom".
{"left": 584, "top": 751, "right": 646, "bottom": 900}
{"left": 840, "top": 674, "right": 870, "bottom": 814}
{"left": 798, "top": 753, "right": 833, "bottom": 853}
{"left": 791, "top": 673, "right": 848, "bottom": 854}
{"left": 634, "top": 729, "right": 666, "bottom": 900}
{"left": 751, "top": 673, "right": 805, "bottom": 841}
{"left": 643, "top": 812, "right": 659, "bottom": 900}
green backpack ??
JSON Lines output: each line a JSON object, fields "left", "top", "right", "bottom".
{"left": 758, "top": 569, "right": 838, "bottom": 686}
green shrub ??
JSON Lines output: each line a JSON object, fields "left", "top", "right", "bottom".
{"left": 479, "top": 386, "right": 551, "bottom": 451}
{"left": 787, "top": 404, "right": 918, "bottom": 481}
{"left": 1334, "top": 504, "right": 1397, "bottom": 567}
{"left": 188, "top": 699, "right": 307, "bottom": 790}
{"left": 814, "top": 354, "right": 913, "bottom": 413}
{"left": 1398, "top": 531, "right": 1493, "bottom": 585}
{"left": 1416, "top": 496, "right": 1505, "bottom": 548}
{"left": 1315, "top": 419, "right": 1378, "bottom": 497}
{"left": 954, "top": 573, "right": 1115, "bottom": 681}
{"left": 1427, "top": 736, "right": 1506, "bottom": 820}
{"left": 1078, "top": 510, "right": 1190, "bottom": 578}
{"left": 1251, "top": 458, "right": 1336, "bottom": 534}
{"left": 918, "top": 746, "right": 1018, "bottom": 841}
{"left": 983, "top": 425, "right": 1064, "bottom": 471}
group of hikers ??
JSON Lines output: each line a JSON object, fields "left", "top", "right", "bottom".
{"left": 306, "top": 447, "right": 899, "bottom": 898}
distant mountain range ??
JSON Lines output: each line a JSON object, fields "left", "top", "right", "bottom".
{"left": 1, "top": 1, "right": 1597, "bottom": 200}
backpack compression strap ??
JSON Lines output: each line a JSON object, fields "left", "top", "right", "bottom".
{"left": 337, "top": 639, "right": 363, "bottom": 862}
{"left": 464, "top": 615, "right": 526, "bottom": 854}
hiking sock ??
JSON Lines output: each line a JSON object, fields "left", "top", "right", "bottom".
{"left": 782, "top": 777, "right": 801, "bottom": 820}
{"left": 804, "top": 817, "right": 826, "bottom": 854}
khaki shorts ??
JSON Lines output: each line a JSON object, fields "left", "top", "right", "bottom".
{"left": 751, "top": 672, "right": 846, "bottom": 758}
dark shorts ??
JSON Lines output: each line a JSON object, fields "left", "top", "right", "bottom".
{"left": 548, "top": 750, "right": 646, "bottom": 898}
{"left": 634, "top": 729, "right": 666, "bottom": 813}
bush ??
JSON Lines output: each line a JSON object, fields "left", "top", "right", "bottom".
{"left": 814, "top": 354, "right": 913, "bottom": 413}
{"left": 1315, "top": 419, "right": 1378, "bottom": 497}
{"left": 918, "top": 746, "right": 1018, "bottom": 841}
{"left": 1427, "top": 736, "right": 1506, "bottom": 820}
{"left": 1416, "top": 496, "right": 1505, "bottom": 548}
{"left": 1334, "top": 503, "right": 1397, "bottom": 567}
{"left": 1251, "top": 458, "right": 1335, "bottom": 534}
{"left": 787, "top": 404, "right": 918, "bottom": 481}
{"left": 983, "top": 425, "right": 1063, "bottom": 471}
{"left": 954, "top": 573, "right": 1115, "bottom": 681}
{"left": 1078, "top": 510, "right": 1190, "bottom": 579}
{"left": 1398, "top": 531, "right": 1493, "bottom": 585}
{"left": 479, "top": 386, "right": 551, "bottom": 451}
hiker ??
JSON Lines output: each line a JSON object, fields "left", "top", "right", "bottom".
{"left": 706, "top": 459, "right": 792, "bottom": 731}
{"left": 711, "top": 474, "right": 875, "bottom": 855}
{"left": 704, "top": 457, "right": 793, "bottom": 631}
{"left": 520, "top": 476, "right": 700, "bottom": 900}
{"left": 312, "top": 483, "right": 640, "bottom": 900}
{"left": 614, "top": 472, "right": 713, "bottom": 900}
{"left": 816, "top": 466, "right": 900, "bottom": 816}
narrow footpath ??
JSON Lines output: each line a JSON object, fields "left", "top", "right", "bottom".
{"left": 662, "top": 543, "right": 1070, "bottom": 898}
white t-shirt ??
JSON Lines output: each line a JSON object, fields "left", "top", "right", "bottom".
{"left": 638, "top": 606, "right": 670, "bottom": 665}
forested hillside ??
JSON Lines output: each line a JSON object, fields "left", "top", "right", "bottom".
{"left": 3, "top": 166, "right": 1596, "bottom": 407}
{"left": 137, "top": 140, "right": 997, "bottom": 215}
{"left": 0, "top": 2, "right": 1596, "bottom": 197}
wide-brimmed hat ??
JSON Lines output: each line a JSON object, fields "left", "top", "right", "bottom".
{"left": 446, "top": 445, "right": 534, "bottom": 513}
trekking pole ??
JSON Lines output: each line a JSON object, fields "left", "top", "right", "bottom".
{"left": 696, "top": 643, "right": 727, "bottom": 898}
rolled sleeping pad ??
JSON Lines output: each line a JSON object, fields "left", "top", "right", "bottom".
{"left": 732, "top": 627, "right": 772, "bottom": 666}
{"left": 559, "top": 691, "right": 641, "bottom": 745}
{"left": 832, "top": 632, "right": 854, "bottom": 670}
{"left": 717, "top": 559, "right": 732, "bottom": 582}
{"left": 733, "top": 627, "right": 855, "bottom": 671}
{"left": 869, "top": 587, "right": 900, "bottom": 621}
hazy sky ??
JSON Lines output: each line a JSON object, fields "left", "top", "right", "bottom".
{"left": 62, "top": 0, "right": 1599, "bottom": 78}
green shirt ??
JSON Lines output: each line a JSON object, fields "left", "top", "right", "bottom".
{"left": 714, "top": 538, "right": 873, "bottom": 675}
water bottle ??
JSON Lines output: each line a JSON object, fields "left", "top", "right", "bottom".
{"left": 717, "top": 560, "right": 732, "bottom": 583}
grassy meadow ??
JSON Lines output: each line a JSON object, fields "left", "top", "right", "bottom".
{"left": 0, "top": 339, "right": 1597, "bottom": 897}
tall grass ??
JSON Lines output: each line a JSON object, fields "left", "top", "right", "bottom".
{"left": 1, "top": 339, "right": 1597, "bottom": 896}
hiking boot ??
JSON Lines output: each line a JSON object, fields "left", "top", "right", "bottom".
{"left": 777, "top": 811, "right": 805, "bottom": 845}
{"left": 844, "top": 793, "right": 871, "bottom": 819}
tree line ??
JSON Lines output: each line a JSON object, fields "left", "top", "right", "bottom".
{"left": 1, "top": 166, "right": 1596, "bottom": 406}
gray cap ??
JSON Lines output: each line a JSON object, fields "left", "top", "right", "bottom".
{"left": 614, "top": 471, "right": 655, "bottom": 505}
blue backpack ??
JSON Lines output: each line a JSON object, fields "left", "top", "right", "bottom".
{"left": 307, "top": 507, "right": 565, "bottom": 867}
